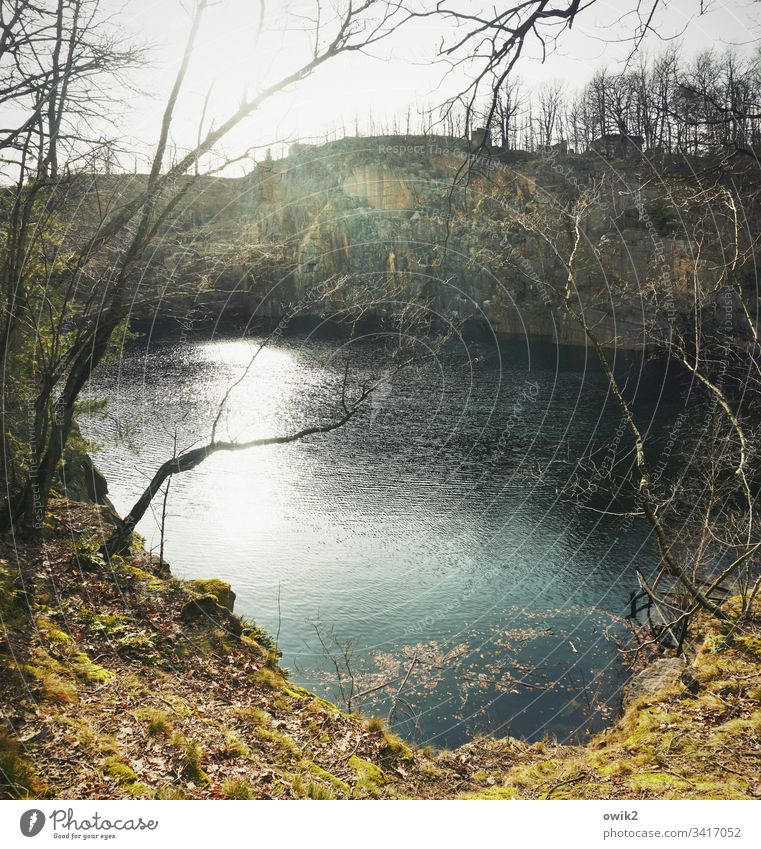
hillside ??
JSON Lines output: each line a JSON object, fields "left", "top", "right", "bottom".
{"left": 1, "top": 498, "right": 758, "bottom": 800}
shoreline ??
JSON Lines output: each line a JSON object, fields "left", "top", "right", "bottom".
{"left": 1, "top": 497, "right": 758, "bottom": 800}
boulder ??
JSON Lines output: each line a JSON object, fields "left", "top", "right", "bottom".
{"left": 60, "top": 451, "right": 109, "bottom": 503}
{"left": 180, "top": 593, "right": 242, "bottom": 637}
{"left": 623, "top": 656, "right": 686, "bottom": 706}
{"left": 188, "top": 578, "right": 235, "bottom": 612}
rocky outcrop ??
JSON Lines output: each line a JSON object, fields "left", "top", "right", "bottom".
{"left": 60, "top": 450, "right": 109, "bottom": 504}
{"left": 188, "top": 579, "right": 236, "bottom": 612}
{"left": 89, "top": 136, "right": 759, "bottom": 348}
{"left": 180, "top": 593, "right": 243, "bottom": 636}
{"left": 623, "top": 656, "right": 686, "bottom": 706}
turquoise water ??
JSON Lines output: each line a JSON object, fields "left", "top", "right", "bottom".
{"left": 83, "top": 330, "right": 676, "bottom": 747}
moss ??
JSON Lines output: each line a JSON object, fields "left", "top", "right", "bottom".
{"left": 255, "top": 727, "right": 300, "bottom": 759}
{"left": 71, "top": 652, "right": 112, "bottom": 684}
{"left": 594, "top": 758, "right": 633, "bottom": 778}
{"left": 692, "top": 781, "right": 750, "bottom": 800}
{"left": 117, "top": 564, "right": 158, "bottom": 584}
{"left": 188, "top": 578, "right": 235, "bottom": 610}
{"left": 307, "top": 696, "right": 346, "bottom": 716}
{"left": 253, "top": 667, "right": 283, "bottom": 690}
{"left": 124, "top": 782, "right": 151, "bottom": 798}
{"left": 38, "top": 617, "right": 73, "bottom": 646}
{"left": 22, "top": 654, "right": 78, "bottom": 704}
{"left": 628, "top": 771, "right": 693, "bottom": 793}
{"left": 102, "top": 757, "right": 138, "bottom": 785}
{"left": 0, "top": 734, "right": 44, "bottom": 799}
{"left": 235, "top": 706, "right": 270, "bottom": 726}
{"left": 462, "top": 785, "right": 521, "bottom": 799}
{"left": 281, "top": 685, "right": 309, "bottom": 700}
{"left": 348, "top": 755, "right": 387, "bottom": 796}
{"left": 704, "top": 633, "right": 731, "bottom": 654}
{"left": 713, "top": 713, "right": 761, "bottom": 741}
{"left": 221, "top": 777, "right": 256, "bottom": 799}
{"left": 735, "top": 634, "right": 761, "bottom": 659}
{"left": 299, "top": 760, "right": 350, "bottom": 795}
{"left": 77, "top": 608, "right": 126, "bottom": 633}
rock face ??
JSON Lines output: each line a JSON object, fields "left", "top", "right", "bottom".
{"left": 623, "top": 657, "right": 687, "bottom": 706}
{"left": 103, "top": 135, "right": 757, "bottom": 348}
{"left": 60, "top": 451, "right": 109, "bottom": 504}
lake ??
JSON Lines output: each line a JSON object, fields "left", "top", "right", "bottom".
{"left": 82, "top": 327, "right": 678, "bottom": 748}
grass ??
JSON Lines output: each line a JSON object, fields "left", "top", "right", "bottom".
{"left": 220, "top": 732, "right": 250, "bottom": 759}
{"left": 221, "top": 777, "right": 256, "bottom": 799}
{"left": 135, "top": 707, "right": 173, "bottom": 736}
{"left": 380, "top": 730, "right": 413, "bottom": 763}
{"left": 171, "top": 734, "right": 210, "bottom": 786}
{"left": 293, "top": 776, "right": 336, "bottom": 800}
{"left": 155, "top": 784, "right": 185, "bottom": 800}
{"left": 255, "top": 727, "right": 300, "bottom": 759}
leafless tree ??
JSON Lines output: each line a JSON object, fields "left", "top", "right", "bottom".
{"left": 493, "top": 176, "right": 760, "bottom": 629}
{"left": 536, "top": 80, "right": 565, "bottom": 147}
{"left": 0, "top": 0, "right": 413, "bottom": 538}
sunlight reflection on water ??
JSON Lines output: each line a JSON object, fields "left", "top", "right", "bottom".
{"left": 84, "top": 331, "right": 671, "bottom": 747}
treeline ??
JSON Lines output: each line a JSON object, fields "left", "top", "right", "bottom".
{"left": 346, "top": 47, "right": 761, "bottom": 158}
{"left": 480, "top": 47, "right": 761, "bottom": 155}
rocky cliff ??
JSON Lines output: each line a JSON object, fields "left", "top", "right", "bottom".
{"left": 99, "top": 136, "right": 759, "bottom": 348}
{"left": 244, "top": 138, "right": 760, "bottom": 346}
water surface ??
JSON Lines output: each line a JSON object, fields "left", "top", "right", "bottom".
{"left": 83, "top": 330, "right": 674, "bottom": 747}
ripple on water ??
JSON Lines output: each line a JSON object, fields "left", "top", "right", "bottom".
{"left": 83, "top": 333, "right": 677, "bottom": 747}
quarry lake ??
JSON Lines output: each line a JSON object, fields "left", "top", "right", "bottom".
{"left": 83, "top": 329, "right": 681, "bottom": 748}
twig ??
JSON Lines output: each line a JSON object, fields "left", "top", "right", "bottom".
{"left": 543, "top": 772, "right": 588, "bottom": 799}
{"left": 388, "top": 653, "right": 418, "bottom": 723}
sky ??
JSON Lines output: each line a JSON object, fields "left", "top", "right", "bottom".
{"left": 106, "top": 0, "right": 761, "bottom": 172}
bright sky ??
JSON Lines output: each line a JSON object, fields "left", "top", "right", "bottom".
{"left": 109, "top": 0, "right": 761, "bottom": 171}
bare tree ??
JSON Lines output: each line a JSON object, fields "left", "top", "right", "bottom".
{"left": 0, "top": 0, "right": 412, "bottom": 538}
{"left": 536, "top": 80, "right": 565, "bottom": 147}
{"left": 495, "top": 177, "right": 760, "bottom": 628}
